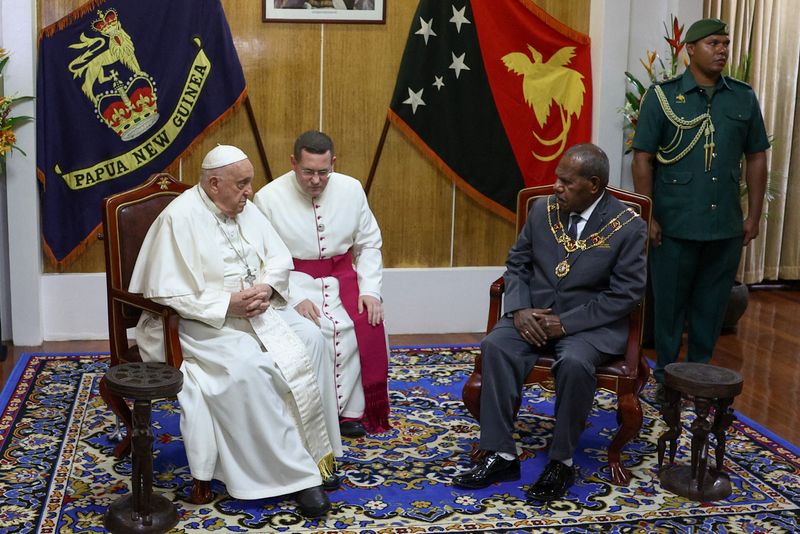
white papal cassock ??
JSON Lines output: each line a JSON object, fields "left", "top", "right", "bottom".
{"left": 129, "top": 185, "right": 342, "bottom": 500}
{"left": 254, "top": 172, "right": 386, "bottom": 426}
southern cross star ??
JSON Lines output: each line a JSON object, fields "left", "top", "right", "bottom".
{"left": 403, "top": 87, "right": 426, "bottom": 114}
{"left": 449, "top": 5, "right": 471, "bottom": 33}
{"left": 415, "top": 17, "right": 437, "bottom": 45}
{"left": 449, "top": 52, "right": 470, "bottom": 79}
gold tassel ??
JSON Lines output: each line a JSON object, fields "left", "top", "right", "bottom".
{"left": 705, "top": 122, "right": 715, "bottom": 171}
{"left": 317, "top": 452, "right": 336, "bottom": 480}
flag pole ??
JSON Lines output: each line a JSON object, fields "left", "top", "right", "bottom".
{"left": 365, "top": 116, "right": 390, "bottom": 197}
{"left": 245, "top": 96, "right": 272, "bottom": 182}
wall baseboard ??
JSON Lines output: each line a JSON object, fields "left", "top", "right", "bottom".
{"left": 41, "top": 267, "right": 505, "bottom": 340}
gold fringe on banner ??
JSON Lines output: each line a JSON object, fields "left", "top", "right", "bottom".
{"left": 39, "top": 0, "right": 107, "bottom": 40}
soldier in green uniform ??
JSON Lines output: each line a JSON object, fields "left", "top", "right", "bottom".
{"left": 631, "top": 18, "right": 769, "bottom": 394}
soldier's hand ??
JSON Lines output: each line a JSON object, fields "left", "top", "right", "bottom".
{"left": 742, "top": 216, "right": 760, "bottom": 246}
{"left": 650, "top": 219, "right": 662, "bottom": 247}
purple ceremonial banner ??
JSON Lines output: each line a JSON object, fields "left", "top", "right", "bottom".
{"left": 37, "top": 0, "right": 246, "bottom": 268}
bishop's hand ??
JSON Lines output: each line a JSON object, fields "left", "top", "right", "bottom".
{"left": 295, "top": 299, "right": 321, "bottom": 326}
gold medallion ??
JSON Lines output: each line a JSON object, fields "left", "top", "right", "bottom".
{"left": 555, "top": 260, "right": 570, "bottom": 278}
{"left": 564, "top": 239, "right": 579, "bottom": 253}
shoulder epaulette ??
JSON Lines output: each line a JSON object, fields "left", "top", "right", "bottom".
{"left": 655, "top": 75, "right": 681, "bottom": 86}
{"left": 725, "top": 76, "right": 753, "bottom": 89}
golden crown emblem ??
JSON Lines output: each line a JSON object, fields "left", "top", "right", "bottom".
{"left": 95, "top": 72, "right": 159, "bottom": 141}
{"left": 92, "top": 9, "right": 120, "bottom": 34}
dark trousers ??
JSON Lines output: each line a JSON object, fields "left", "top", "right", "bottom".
{"left": 478, "top": 316, "right": 612, "bottom": 461}
{"left": 650, "top": 235, "right": 742, "bottom": 383}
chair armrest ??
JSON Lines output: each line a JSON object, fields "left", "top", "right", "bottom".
{"left": 486, "top": 276, "right": 505, "bottom": 332}
{"left": 622, "top": 303, "right": 643, "bottom": 378}
{"left": 110, "top": 289, "right": 184, "bottom": 369}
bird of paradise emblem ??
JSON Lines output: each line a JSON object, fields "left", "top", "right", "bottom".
{"left": 502, "top": 45, "right": 585, "bottom": 162}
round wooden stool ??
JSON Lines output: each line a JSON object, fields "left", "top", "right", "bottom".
{"left": 657, "top": 362, "right": 743, "bottom": 501}
{"left": 104, "top": 362, "right": 183, "bottom": 534}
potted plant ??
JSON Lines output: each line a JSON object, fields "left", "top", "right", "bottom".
{"left": 0, "top": 48, "right": 34, "bottom": 174}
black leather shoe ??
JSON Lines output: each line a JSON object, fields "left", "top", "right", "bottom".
{"left": 526, "top": 460, "right": 576, "bottom": 501}
{"left": 452, "top": 452, "right": 520, "bottom": 489}
{"left": 322, "top": 473, "right": 342, "bottom": 491}
{"left": 340, "top": 420, "right": 367, "bottom": 438}
{"left": 295, "top": 485, "right": 331, "bottom": 517}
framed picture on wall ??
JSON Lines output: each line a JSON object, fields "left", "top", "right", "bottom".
{"left": 264, "top": 0, "right": 385, "bottom": 24}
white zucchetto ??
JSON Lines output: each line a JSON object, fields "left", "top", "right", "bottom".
{"left": 201, "top": 144, "right": 248, "bottom": 170}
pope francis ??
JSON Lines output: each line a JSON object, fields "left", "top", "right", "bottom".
{"left": 129, "top": 145, "right": 342, "bottom": 517}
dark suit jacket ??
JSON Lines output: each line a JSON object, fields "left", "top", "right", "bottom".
{"left": 503, "top": 192, "right": 647, "bottom": 355}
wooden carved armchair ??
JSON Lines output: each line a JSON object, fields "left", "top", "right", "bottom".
{"left": 100, "top": 173, "right": 211, "bottom": 503}
{"left": 461, "top": 184, "right": 651, "bottom": 486}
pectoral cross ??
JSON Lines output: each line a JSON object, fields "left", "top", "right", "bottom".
{"left": 244, "top": 268, "right": 256, "bottom": 288}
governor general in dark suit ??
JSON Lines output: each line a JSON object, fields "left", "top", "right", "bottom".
{"left": 453, "top": 144, "right": 647, "bottom": 501}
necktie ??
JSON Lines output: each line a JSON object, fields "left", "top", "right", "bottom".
{"left": 567, "top": 213, "right": 581, "bottom": 241}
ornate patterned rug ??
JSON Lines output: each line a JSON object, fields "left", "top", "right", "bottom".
{"left": 1, "top": 347, "right": 799, "bottom": 533}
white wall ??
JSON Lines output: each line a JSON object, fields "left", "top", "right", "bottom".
{"left": 4, "top": 1, "right": 703, "bottom": 342}
{"left": 42, "top": 267, "right": 507, "bottom": 339}
{"left": 617, "top": 0, "right": 702, "bottom": 189}
{"left": 0, "top": 4, "right": 8, "bottom": 341}
{"left": 590, "top": 0, "right": 631, "bottom": 188}
{"left": 1, "top": 0, "right": 41, "bottom": 344}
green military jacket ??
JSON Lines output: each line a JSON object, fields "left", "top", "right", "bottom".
{"left": 632, "top": 69, "right": 770, "bottom": 240}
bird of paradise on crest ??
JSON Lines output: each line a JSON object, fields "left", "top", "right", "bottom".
{"left": 502, "top": 45, "right": 586, "bottom": 162}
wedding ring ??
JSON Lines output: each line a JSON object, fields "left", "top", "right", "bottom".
{"left": 524, "top": 330, "right": 530, "bottom": 335}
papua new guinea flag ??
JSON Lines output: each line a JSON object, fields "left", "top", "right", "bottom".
{"left": 388, "top": 0, "right": 592, "bottom": 221}
{"left": 37, "top": 0, "right": 246, "bottom": 267}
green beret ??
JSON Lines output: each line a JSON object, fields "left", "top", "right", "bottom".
{"left": 684, "top": 18, "right": 729, "bottom": 43}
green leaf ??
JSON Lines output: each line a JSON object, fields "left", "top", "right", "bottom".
{"left": 7, "top": 116, "right": 33, "bottom": 128}
{"left": 624, "top": 72, "right": 645, "bottom": 95}
{"left": 9, "top": 96, "right": 34, "bottom": 104}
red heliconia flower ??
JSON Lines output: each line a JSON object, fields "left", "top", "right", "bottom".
{"left": 665, "top": 16, "right": 685, "bottom": 57}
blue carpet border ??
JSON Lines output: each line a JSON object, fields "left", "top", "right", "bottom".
{"left": 3, "top": 347, "right": 798, "bottom": 456}
{"left": 0, "top": 351, "right": 110, "bottom": 410}
{"left": 1, "top": 348, "right": 799, "bottom": 533}
{"left": 0, "top": 352, "right": 34, "bottom": 408}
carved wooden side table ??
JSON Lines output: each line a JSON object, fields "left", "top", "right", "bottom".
{"left": 104, "top": 362, "right": 183, "bottom": 534}
{"left": 657, "top": 362, "right": 743, "bottom": 501}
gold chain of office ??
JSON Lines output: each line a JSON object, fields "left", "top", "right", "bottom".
{"left": 547, "top": 196, "right": 640, "bottom": 278}
{"left": 653, "top": 85, "right": 716, "bottom": 171}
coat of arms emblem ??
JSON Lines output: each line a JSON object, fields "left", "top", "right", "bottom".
{"left": 67, "top": 9, "right": 159, "bottom": 141}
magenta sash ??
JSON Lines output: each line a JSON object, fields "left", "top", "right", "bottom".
{"left": 292, "top": 251, "right": 390, "bottom": 433}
